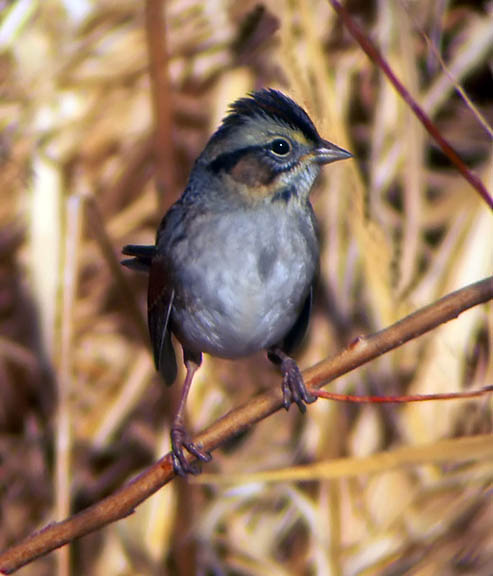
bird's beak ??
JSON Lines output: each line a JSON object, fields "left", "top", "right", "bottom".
{"left": 314, "top": 139, "right": 353, "bottom": 165}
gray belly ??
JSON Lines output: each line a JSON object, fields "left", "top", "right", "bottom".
{"left": 169, "top": 205, "right": 318, "bottom": 358}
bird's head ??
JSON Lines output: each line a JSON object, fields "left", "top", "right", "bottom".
{"left": 195, "top": 89, "right": 352, "bottom": 206}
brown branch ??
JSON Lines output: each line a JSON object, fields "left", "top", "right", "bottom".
{"left": 327, "top": 0, "right": 493, "bottom": 211}
{"left": 0, "top": 276, "right": 492, "bottom": 574}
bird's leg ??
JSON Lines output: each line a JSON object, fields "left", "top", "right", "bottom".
{"left": 171, "top": 356, "right": 212, "bottom": 476}
{"left": 268, "top": 347, "right": 317, "bottom": 413}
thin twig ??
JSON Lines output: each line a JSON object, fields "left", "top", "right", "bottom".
{"left": 401, "top": 0, "right": 493, "bottom": 139}
{"left": 54, "top": 196, "right": 83, "bottom": 576}
{"left": 312, "top": 386, "right": 493, "bottom": 403}
{"left": 0, "top": 276, "right": 491, "bottom": 573}
{"left": 326, "top": 0, "right": 493, "bottom": 211}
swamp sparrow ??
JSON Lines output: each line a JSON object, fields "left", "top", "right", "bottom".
{"left": 122, "top": 89, "right": 352, "bottom": 475}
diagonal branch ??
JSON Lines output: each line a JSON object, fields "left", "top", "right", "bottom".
{"left": 326, "top": 0, "right": 493, "bottom": 211}
{"left": 0, "top": 276, "right": 492, "bottom": 574}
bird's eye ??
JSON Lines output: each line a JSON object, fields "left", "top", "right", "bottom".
{"left": 269, "top": 138, "right": 292, "bottom": 156}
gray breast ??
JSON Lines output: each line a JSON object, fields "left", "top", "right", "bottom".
{"left": 168, "top": 202, "right": 318, "bottom": 358}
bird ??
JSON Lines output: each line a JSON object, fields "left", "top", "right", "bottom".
{"left": 122, "top": 89, "right": 352, "bottom": 476}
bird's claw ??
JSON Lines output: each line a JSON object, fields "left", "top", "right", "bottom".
{"left": 171, "top": 425, "right": 212, "bottom": 477}
{"left": 280, "top": 357, "right": 317, "bottom": 413}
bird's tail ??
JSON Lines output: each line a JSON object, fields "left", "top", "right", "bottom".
{"left": 121, "top": 244, "right": 156, "bottom": 272}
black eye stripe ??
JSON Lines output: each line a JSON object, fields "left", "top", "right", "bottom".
{"left": 209, "top": 140, "right": 294, "bottom": 175}
{"left": 208, "top": 145, "right": 263, "bottom": 173}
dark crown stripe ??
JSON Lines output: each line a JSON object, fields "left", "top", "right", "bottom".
{"left": 218, "top": 89, "right": 320, "bottom": 143}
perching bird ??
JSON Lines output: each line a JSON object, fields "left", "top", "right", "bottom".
{"left": 122, "top": 89, "right": 352, "bottom": 475}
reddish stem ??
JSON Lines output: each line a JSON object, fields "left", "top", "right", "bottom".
{"left": 312, "top": 385, "right": 493, "bottom": 404}
{"left": 327, "top": 0, "right": 493, "bottom": 211}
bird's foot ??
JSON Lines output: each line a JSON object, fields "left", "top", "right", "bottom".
{"left": 170, "top": 425, "right": 212, "bottom": 477}
{"left": 280, "top": 357, "right": 317, "bottom": 413}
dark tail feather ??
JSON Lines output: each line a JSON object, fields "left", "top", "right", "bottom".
{"left": 121, "top": 244, "right": 156, "bottom": 272}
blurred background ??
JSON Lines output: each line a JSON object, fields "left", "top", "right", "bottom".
{"left": 0, "top": 0, "right": 492, "bottom": 574}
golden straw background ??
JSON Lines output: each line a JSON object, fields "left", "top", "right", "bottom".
{"left": 0, "top": 1, "right": 492, "bottom": 574}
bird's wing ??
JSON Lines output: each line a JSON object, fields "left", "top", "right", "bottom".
{"left": 148, "top": 255, "right": 178, "bottom": 386}
{"left": 278, "top": 286, "right": 312, "bottom": 355}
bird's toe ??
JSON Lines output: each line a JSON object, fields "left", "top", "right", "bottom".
{"left": 171, "top": 425, "right": 211, "bottom": 476}
{"left": 280, "top": 357, "right": 316, "bottom": 414}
